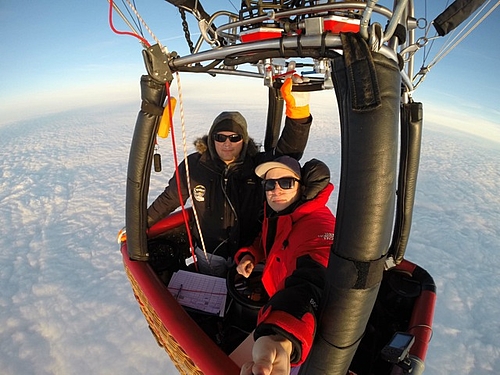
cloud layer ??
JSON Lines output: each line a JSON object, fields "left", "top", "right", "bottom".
{"left": 1, "top": 91, "right": 499, "bottom": 374}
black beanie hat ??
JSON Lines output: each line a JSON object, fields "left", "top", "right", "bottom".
{"left": 209, "top": 111, "right": 249, "bottom": 142}
{"left": 207, "top": 111, "right": 250, "bottom": 162}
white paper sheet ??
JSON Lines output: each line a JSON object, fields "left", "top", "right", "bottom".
{"left": 167, "top": 270, "right": 227, "bottom": 317}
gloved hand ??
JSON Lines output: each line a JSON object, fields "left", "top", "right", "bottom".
{"left": 280, "top": 74, "right": 310, "bottom": 119}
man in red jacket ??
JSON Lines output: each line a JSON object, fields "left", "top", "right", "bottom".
{"left": 230, "top": 155, "right": 336, "bottom": 374}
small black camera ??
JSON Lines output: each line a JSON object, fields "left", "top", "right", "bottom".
{"left": 381, "top": 332, "right": 415, "bottom": 364}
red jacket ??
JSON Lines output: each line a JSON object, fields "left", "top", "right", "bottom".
{"left": 235, "top": 183, "right": 335, "bottom": 365}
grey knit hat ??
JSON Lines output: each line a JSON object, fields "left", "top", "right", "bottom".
{"left": 207, "top": 111, "right": 249, "bottom": 162}
{"left": 209, "top": 111, "right": 249, "bottom": 142}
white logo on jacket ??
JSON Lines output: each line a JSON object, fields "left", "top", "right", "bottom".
{"left": 193, "top": 185, "right": 206, "bottom": 202}
{"left": 319, "top": 232, "right": 335, "bottom": 241}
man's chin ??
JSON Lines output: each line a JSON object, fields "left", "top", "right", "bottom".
{"left": 269, "top": 202, "right": 287, "bottom": 212}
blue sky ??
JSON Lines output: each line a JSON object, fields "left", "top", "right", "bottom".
{"left": 1, "top": 1, "right": 499, "bottom": 134}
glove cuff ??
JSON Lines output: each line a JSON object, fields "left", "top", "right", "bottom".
{"left": 286, "top": 105, "right": 310, "bottom": 119}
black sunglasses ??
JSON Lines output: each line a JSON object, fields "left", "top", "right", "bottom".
{"left": 262, "top": 177, "right": 299, "bottom": 191}
{"left": 213, "top": 133, "right": 243, "bottom": 143}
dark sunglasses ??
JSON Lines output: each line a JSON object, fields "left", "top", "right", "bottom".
{"left": 213, "top": 133, "right": 243, "bottom": 143}
{"left": 262, "top": 177, "right": 299, "bottom": 191}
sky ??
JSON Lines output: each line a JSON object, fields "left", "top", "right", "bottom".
{"left": 0, "top": 1, "right": 500, "bottom": 374}
{"left": 0, "top": 1, "right": 499, "bottom": 131}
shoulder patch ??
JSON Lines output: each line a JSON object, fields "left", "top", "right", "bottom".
{"left": 193, "top": 185, "right": 206, "bottom": 202}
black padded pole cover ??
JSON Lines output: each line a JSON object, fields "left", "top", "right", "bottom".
{"left": 300, "top": 34, "right": 400, "bottom": 375}
{"left": 126, "top": 75, "right": 167, "bottom": 260}
{"left": 264, "top": 86, "right": 284, "bottom": 152}
{"left": 390, "top": 102, "right": 423, "bottom": 264}
{"left": 433, "top": 0, "right": 486, "bottom": 36}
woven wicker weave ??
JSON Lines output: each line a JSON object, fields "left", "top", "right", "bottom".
{"left": 125, "top": 264, "right": 204, "bottom": 375}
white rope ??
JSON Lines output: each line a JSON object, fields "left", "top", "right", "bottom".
{"left": 124, "top": 0, "right": 167, "bottom": 51}
{"left": 119, "top": 0, "right": 210, "bottom": 268}
{"left": 413, "top": 0, "right": 499, "bottom": 89}
{"left": 174, "top": 72, "right": 212, "bottom": 270}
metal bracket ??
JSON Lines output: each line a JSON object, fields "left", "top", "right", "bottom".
{"left": 142, "top": 44, "right": 174, "bottom": 84}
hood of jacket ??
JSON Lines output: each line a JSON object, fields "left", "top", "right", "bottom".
{"left": 205, "top": 111, "right": 259, "bottom": 164}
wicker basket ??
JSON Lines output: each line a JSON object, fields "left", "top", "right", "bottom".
{"left": 125, "top": 264, "right": 204, "bottom": 375}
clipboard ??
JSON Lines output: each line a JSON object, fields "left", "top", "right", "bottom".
{"left": 167, "top": 270, "right": 227, "bottom": 317}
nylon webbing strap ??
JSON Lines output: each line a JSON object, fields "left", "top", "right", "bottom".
{"left": 329, "top": 252, "right": 387, "bottom": 290}
{"left": 141, "top": 101, "right": 164, "bottom": 116}
{"left": 340, "top": 32, "right": 381, "bottom": 112}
